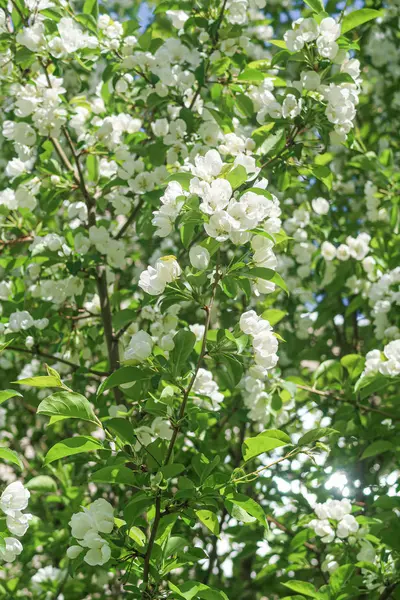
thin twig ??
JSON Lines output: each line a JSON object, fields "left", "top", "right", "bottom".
{"left": 6, "top": 345, "right": 109, "bottom": 377}
{"left": 141, "top": 258, "right": 221, "bottom": 597}
{"left": 296, "top": 384, "right": 400, "bottom": 421}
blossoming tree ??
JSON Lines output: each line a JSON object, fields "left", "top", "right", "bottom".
{"left": 0, "top": 0, "right": 399, "bottom": 598}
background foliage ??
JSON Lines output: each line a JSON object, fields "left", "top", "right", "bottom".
{"left": 0, "top": 0, "right": 399, "bottom": 598}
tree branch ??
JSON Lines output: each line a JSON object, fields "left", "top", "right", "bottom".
{"left": 141, "top": 259, "right": 221, "bottom": 597}
{"left": 7, "top": 345, "right": 108, "bottom": 377}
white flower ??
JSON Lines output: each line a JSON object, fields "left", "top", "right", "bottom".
{"left": 240, "top": 310, "right": 263, "bottom": 336}
{"left": 166, "top": 10, "right": 189, "bottom": 29}
{"left": 336, "top": 244, "right": 350, "bottom": 261}
{"left": 191, "top": 149, "right": 224, "bottom": 181}
{"left": 336, "top": 514, "right": 359, "bottom": 538}
{"left": 67, "top": 545, "right": 83, "bottom": 559}
{"left": 309, "top": 518, "right": 335, "bottom": 543}
{"left": 204, "top": 210, "right": 240, "bottom": 242}
{"left": 319, "top": 17, "right": 341, "bottom": 41}
{"left": 69, "top": 511, "right": 93, "bottom": 540}
{"left": 189, "top": 324, "right": 205, "bottom": 341}
{"left": 0, "top": 482, "right": 30, "bottom": 515}
{"left": 139, "top": 256, "right": 182, "bottom": 296}
{"left": 6, "top": 511, "right": 32, "bottom": 536}
{"left": 124, "top": 330, "right": 153, "bottom": 362}
{"left": 322, "top": 555, "right": 339, "bottom": 573}
{"left": 189, "top": 245, "right": 210, "bottom": 270}
{"left": 151, "top": 118, "right": 169, "bottom": 137}
{"left": 197, "top": 179, "right": 232, "bottom": 215}
{"left": 321, "top": 241, "right": 336, "bottom": 261}
{"left": 0, "top": 537, "right": 23, "bottom": 562}
{"left": 86, "top": 499, "right": 114, "bottom": 534}
{"left": 84, "top": 541, "right": 111, "bottom": 566}
{"left": 193, "top": 368, "right": 224, "bottom": 409}
{"left": 312, "top": 197, "right": 330, "bottom": 215}
{"left": 8, "top": 311, "right": 34, "bottom": 332}
{"left": 282, "top": 94, "right": 302, "bottom": 119}
{"left": 301, "top": 71, "right": 321, "bottom": 91}
{"left": 16, "top": 22, "right": 46, "bottom": 52}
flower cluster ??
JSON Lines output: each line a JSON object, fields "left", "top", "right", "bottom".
{"left": 362, "top": 339, "right": 400, "bottom": 378}
{"left": 139, "top": 256, "right": 182, "bottom": 296}
{"left": 239, "top": 310, "right": 279, "bottom": 370}
{"left": 282, "top": 17, "right": 360, "bottom": 141}
{"left": 321, "top": 233, "right": 371, "bottom": 262}
{"left": 0, "top": 310, "right": 48, "bottom": 336}
{"left": 67, "top": 499, "right": 114, "bottom": 566}
{"left": 309, "top": 498, "right": 360, "bottom": 543}
{"left": 192, "top": 368, "right": 224, "bottom": 410}
{"left": 153, "top": 149, "right": 281, "bottom": 251}
{"left": 0, "top": 481, "right": 32, "bottom": 562}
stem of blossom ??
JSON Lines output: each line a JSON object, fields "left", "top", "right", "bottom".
{"left": 141, "top": 257, "right": 221, "bottom": 596}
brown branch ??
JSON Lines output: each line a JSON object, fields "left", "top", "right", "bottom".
{"left": 296, "top": 384, "right": 400, "bottom": 422}
{"left": 0, "top": 235, "right": 33, "bottom": 249}
{"left": 379, "top": 582, "right": 399, "bottom": 600}
{"left": 114, "top": 199, "right": 144, "bottom": 240}
{"left": 7, "top": 345, "right": 109, "bottom": 377}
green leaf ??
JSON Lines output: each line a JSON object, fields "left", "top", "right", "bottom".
{"left": 83, "top": 0, "right": 98, "bottom": 18}
{"left": 283, "top": 580, "right": 320, "bottom": 598}
{"left": 341, "top": 9, "right": 383, "bottom": 34}
{"left": 128, "top": 525, "right": 146, "bottom": 547}
{"left": 354, "top": 372, "right": 390, "bottom": 400}
{"left": 165, "top": 172, "right": 193, "bottom": 191}
{"left": 235, "top": 94, "right": 254, "bottom": 117}
{"left": 0, "top": 340, "right": 13, "bottom": 354}
{"left": 298, "top": 427, "right": 338, "bottom": 446}
{"left": 237, "top": 68, "right": 265, "bottom": 83}
{"left": 195, "top": 510, "right": 219, "bottom": 535}
{"left": 260, "top": 128, "right": 285, "bottom": 156}
{"left": 225, "top": 165, "right": 248, "bottom": 189}
{"left": 271, "top": 272, "right": 289, "bottom": 295}
{"left": 37, "top": 391, "right": 99, "bottom": 426}
{"left": 170, "top": 330, "right": 196, "bottom": 375}
{"left": 225, "top": 492, "right": 268, "bottom": 527}
{"left": 304, "top": 0, "right": 324, "bottom": 12}
{"left": 270, "top": 39, "right": 287, "bottom": 49}
{"left": 25, "top": 475, "right": 57, "bottom": 492}
{"left": 312, "top": 165, "right": 333, "bottom": 191}
{"left": 340, "top": 354, "right": 365, "bottom": 381}
{"left": 0, "top": 390, "right": 22, "bottom": 404}
{"left": 13, "top": 376, "right": 63, "bottom": 388}
{"left": 242, "top": 430, "right": 291, "bottom": 461}
{"left": 361, "top": 440, "right": 395, "bottom": 460}
{"left": 90, "top": 465, "right": 137, "bottom": 486}
{"left": 44, "top": 436, "right": 102, "bottom": 465}
{"left": 86, "top": 154, "right": 99, "bottom": 183}
{"left": 329, "top": 564, "right": 354, "bottom": 594}
{"left": 245, "top": 267, "right": 275, "bottom": 280}
{"left": 262, "top": 309, "right": 287, "bottom": 326}
{"left": 105, "top": 418, "right": 135, "bottom": 445}
{"left": 75, "top": 13, "right": 98, "bottom": 34}
{"left": 169, "top": 581, "right": 228, "bottom": 600}
{"left": 0, "top": 447, "right": 23, "bottom": 469}
{"left": 97, "top": 366, "right": 153, "bottom": 396}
